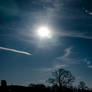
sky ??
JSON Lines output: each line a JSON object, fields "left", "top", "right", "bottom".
{"left": 0, "top": 0, "right": 92, "bottom": 88}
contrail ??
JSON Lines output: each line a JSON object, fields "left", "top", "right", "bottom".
{"left": 0, "top": 46, "right": 32, "bottom": 55}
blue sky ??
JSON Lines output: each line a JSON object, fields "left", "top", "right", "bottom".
{"left": 0, "top": 0, "right": 92, "bottom": 88}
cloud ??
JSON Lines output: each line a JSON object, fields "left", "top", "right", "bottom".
{"left": 33, "top": 64, "right": 66, "bottom": 72}
{"left": 54, "top": 64, "right": 67, "bottom": 69}
{"left": 88, "top": 12, "right": 92, "bottom": 15}
{"left": 33, "top": 47, "right": 71, "bottom": 72}
{"left": 32, "top": 0, "right": 83, "bottom": 20}
{"left": 62, "top": 47, "right": 73, "bottom": 59}
{"left": 55, "top": 46, "right": 82, "bottom": 66}
{"left": 88, "top": 66, "right": 92, "bottom": 69}
{"left": 57, "top": 46, "right": 73, "bottom": 60}
{"left": 55, "top": 31, "right": 92, "bottom": 40}
{"left": 0, "top": 0, "right": 18, "bottom": 17}
{"left": 32, "top": 67, "right": 52, "bottom": 72}
{"left": 0, "top": 46, "right": 32, "bottom": 55}
{"left": 85, "top": 10, "right": 92, "bottom": 16}
{"left": 33, "top": 46, "right": 82, "bottom": 73}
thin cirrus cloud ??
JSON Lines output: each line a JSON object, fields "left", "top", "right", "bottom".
{"left": 88, "top": 66, "right": 92, "bottom": 69}
{"left": 55, "top": 46, "right": 82, "bottom": 65}
{"left": 54, "top": 31, "right": 92, "bottom": 40}
{"left": 61, "top": 47, "right": 73, "bottom": 59}
{"left": 85, "top": 10, "right": 92, "bottom": 15}
{"left": 33, "top": 64, "right": 66, "bottom": 72}
{"left": 0, "top": 46, "right": 32, "bottom": 55}
{"left": 57, "top": 46, "right": 73, "bottom": 60}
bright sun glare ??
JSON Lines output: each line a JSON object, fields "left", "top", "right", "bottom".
{"left": 37, "top": 27, "right": 51, "bottom": 38}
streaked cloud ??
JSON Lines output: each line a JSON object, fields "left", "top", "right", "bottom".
{"left": 57, "top": 46, "right": 73, "bottom": 60}
{"left": 55, "top": 31, "right": 92, "bottom": 40}
{"left": 0, "top": 46, "right": 32, "bottom": 55}
{"left": 85, "top": 10, "right": 92, "bottom": 16}
{"left": 88, "top": 12, "right": 92, "bottom": 15}
{"left": 88, "top": 66, "right": 92, "bottom": 69}
{"left": 33, "top": 64, "right": 66, "bottom": 72}
{"left": 61, "top": 47, "right": 73, "bottom": 59}
{"left": 0, "top": 0, "right": 18, "bottom": 17}
{"left": 54, "top": 64, "right": 67, "bottom": 69}
{"left": 55, "top": 46, "right": 82, "bottom": 66}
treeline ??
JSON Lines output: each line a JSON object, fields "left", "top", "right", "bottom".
{"left": 0, "top": 68, "right": 92, "bottom": 92}
{"left": 0, "top": 83, "right": 92, "bottom": 92}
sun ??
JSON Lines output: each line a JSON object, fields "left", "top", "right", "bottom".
{"left": 37, "top": 27, "right": 51, "bottom": 38}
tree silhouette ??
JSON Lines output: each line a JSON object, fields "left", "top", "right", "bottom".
{"left": 47, "top": 68, "right": 75, "bottom": 88}
{"left": 78, "top": 81, "right": 88, "bottom": 90}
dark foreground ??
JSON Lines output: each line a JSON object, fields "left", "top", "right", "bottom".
{"left": 0, "top": 85, "right": 92, "bottom": 92}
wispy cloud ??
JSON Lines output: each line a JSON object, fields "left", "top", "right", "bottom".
{"left": 36, "top": 47, "right": 71, "bottom": 71}
{"left": 85, "top": 10, "right": 92, "bottom": 16}
{"left": 55, "top": 31, "right": 92, "bottom": 40}
{"left": 36, "top": 68, "right": 52, "bottom": 72}
{"left": 88, "top": 66, "right": 92, "bottom": 69}
{"left": 55, "top": 47, "right": 92, "bottom": 69}
{"left": 57, "top": 46, "right": 73, "bottom": 61}
{"left": 55, "top": 46, "right": 82, "bottom": 66}
{"left": 88, "top": 12, "right": 92, "bottom": 15}
{"left": 54, "top": 64, "right": 67, "bottom": 69}
{"left": 0, "top": 46, "right": 32, "bottom": 55}
{"left": 33, "top": 64, "right": 66, "bottom": 72}
{"left": 61, "top": 47, "right": 73, "bottom": 59}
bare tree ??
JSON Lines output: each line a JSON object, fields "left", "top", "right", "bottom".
{"left": 47, "top": 68, "right": 75, "bottom": 88}
{"left": 78, "top": 81, "right": 88, "bottom": 90}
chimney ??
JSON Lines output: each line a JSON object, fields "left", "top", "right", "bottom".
{"left": 1, "top": 80, "right": 7, "bottom": 87}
